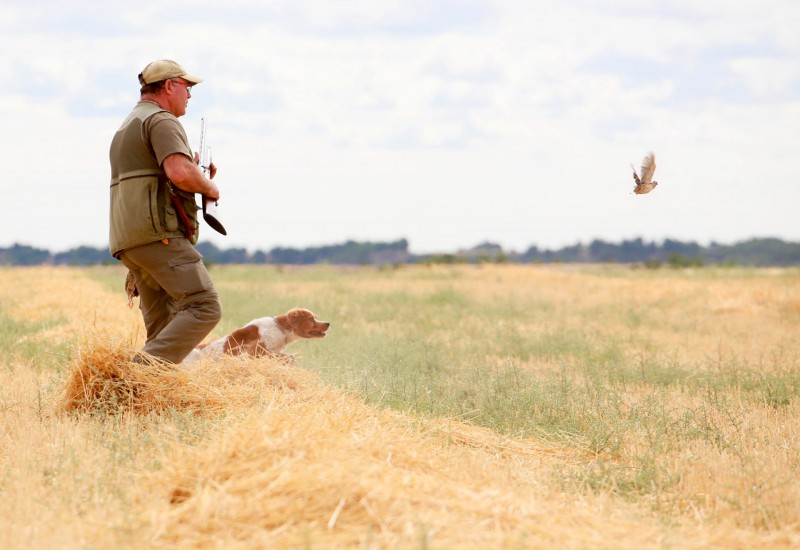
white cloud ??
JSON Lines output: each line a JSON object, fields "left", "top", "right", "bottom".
{"left": 1, "top": 0, "right": 798, "bottom": 254}
{"left": 729, "top": 57, "right": 799, "bottom": 99}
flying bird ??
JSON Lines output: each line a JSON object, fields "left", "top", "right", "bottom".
{"left": 631, "top": 151, "right": 658, "bottom": 194}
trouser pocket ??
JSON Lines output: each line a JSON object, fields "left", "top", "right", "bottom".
{"left": 166, "top": 245, "right": 213, "bottom": 298}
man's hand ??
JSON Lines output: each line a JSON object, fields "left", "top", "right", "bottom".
{"left": 208, "top": 161, "right": 217, "bottom": 179}
{"left": 164, "top": 152, "right": 219, "bottom": 200}
{"left": 192, "top": 152, "right": 217, "bottom": 179}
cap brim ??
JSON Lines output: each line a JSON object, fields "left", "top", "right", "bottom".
{"left": 183, "top": 73, "right": 203, "bottom": 85}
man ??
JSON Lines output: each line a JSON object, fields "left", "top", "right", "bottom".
{"left": 109, "top": 59, "right": 222, "bottom": 364}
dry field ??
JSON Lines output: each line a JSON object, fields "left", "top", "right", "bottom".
{"left": 0, "top": 264, "right": 799, "bottom": 548}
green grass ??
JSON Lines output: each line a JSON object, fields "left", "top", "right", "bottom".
{"left": 42, "top": 265, "right": 800, "bottom": 510}
{"left": 23, "top": 265, "right": 800, "bottom": 441}
{"left": 0, "top": 306, "right": 69, "bottom": 370}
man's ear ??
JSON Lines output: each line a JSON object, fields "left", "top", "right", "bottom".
{"left": 163, "top": 79, "right": 178, "bottom": 95}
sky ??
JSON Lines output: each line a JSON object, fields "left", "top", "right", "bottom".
{"left": 1, "top": 0, "right": 798, "bottom": 255}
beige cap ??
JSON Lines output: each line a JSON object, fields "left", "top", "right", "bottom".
{"left": 138, "top": 59, "right": 203, "bottom": 86}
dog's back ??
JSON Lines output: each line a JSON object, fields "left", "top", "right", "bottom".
{"left": 182, "top": 309, "right": 329, "bottom": 365}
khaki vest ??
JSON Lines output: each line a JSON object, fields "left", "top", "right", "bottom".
{"left": 108, "top": 101, "right": 199, "bottom": 257}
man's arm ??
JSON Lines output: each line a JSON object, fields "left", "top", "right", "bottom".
{"left": 162, "top": 153, "right": 220, "bottom": 200}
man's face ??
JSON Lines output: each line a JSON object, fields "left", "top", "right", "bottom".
{"left": 165, "top": 78, "right": 193, "bottom": 117}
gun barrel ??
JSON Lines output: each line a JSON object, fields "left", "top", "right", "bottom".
{"left": 199, "top": 117, "right": 210, "bottom": 177}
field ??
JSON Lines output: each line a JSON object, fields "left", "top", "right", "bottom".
{"left": 1, "top": 263, "right": 799, "bottom": 548}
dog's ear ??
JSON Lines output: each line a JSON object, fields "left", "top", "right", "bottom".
{"left": 274, "top": 312, "right": 292, "bottom": 332}
{"left": 289, "top": 308, "right": 313, "bottom": 328}
{"left": 223, "top": 324, "right": 260, "bottom": 356}
{"left": 276, "top": 309, "right": 311, "bottom": 332}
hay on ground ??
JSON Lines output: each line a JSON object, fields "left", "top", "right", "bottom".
{"left": 58, "top": 341, "right": 309, "bottom": 415}
{"left": 151, "top": 380, "right": 793, "bottom": 549}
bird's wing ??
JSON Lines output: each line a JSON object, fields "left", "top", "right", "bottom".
{"left": 640, "top": 152, "right": 656, "bottom": 183}
{"left": 630, "top": 163, "right": 642, "bottom": 185}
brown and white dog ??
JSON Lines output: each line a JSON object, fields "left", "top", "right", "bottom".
{"left": 182, "top": 308, "right": 330, "bottom": 365}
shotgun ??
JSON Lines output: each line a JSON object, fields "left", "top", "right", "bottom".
{"left": 199, "top": 117, "right": 227, "bottom": 235}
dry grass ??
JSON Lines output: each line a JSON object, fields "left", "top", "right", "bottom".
{"left": 155, "top": 359, "right": 797, "bottom": 548}
{"left": 399, "top": 264, "right": 799, "bottom": 372}
{"left": 59, "top": 345, "right": 189, "bottom": 414}
{"left": 1, "top": 265, "right": 799, "bottom": 548}
{"left": 150, "top": 373, "right": 775, "bottom": 549}
{"left": 57, "top": 341, "right": 308, "bottom": 416}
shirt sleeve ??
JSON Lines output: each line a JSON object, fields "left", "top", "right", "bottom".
{"left": 144, "top": 112, "right": 193, "bottom": 166}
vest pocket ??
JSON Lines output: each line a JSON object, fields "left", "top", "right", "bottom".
{"left": 184, "top": 196, "right": 199, "bottom": 218}
{"left": 110, "top": 177, "right": 161, "bottom": 246}
{"left": 164, "top": 204, "right": 180, "bottom": 232}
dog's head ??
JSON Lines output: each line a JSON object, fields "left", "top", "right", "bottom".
{"left": 276, "top": 308, "right": 330, "bottom": 339}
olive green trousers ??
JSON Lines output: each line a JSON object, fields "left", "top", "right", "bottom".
{"left": 120, "top": 238, "right": 221, "bottom": 364}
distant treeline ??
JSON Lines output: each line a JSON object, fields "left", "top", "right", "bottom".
{"left": 1, "top": 237, "right": 799, "bottom": 267}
